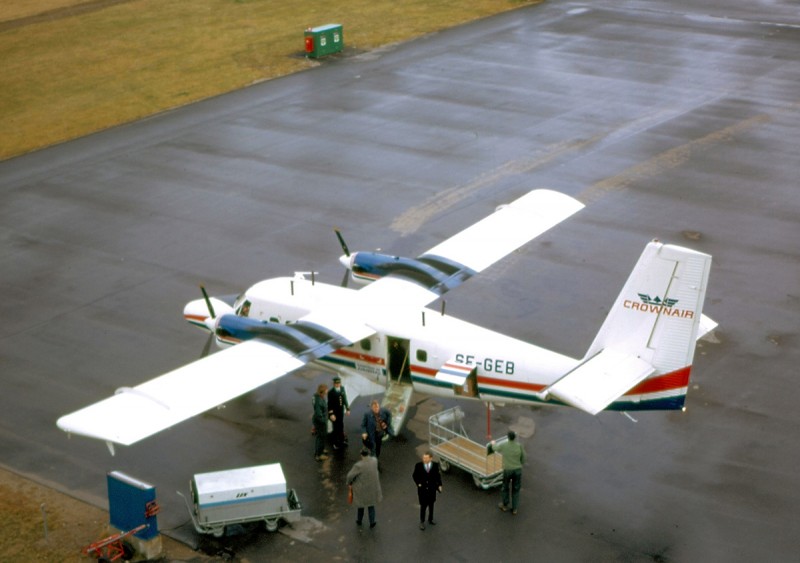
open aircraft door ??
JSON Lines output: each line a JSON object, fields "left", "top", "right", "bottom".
{"left": 381, "top": 336, "right": 414, "bottom": 436}
{"left": 434, "top": 359, "right": 480, "bottom": 399}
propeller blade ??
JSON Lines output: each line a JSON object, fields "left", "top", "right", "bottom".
{"left": 200, "top": 285, "right": 216, "bottom": 319}
{"left": 340, "top": 268, "right": 350, "bottom": 288}
{"left": 200, "top": 332, "right": 214, "bottom": 358}
{"left": 334, "top": 228, "right": 351, "bottom": 257}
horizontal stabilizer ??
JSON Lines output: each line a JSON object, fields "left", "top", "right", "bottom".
{"left": 546, "top": 349, "right": 655, "bottom": 415}
{"left": 697, "top": 314, "right": 718, "bottom": 340}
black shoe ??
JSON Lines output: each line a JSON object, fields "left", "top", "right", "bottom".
{"left": 370, "top": 522, "right": 377, "bottom": 529}
{"left": 419, "top": 522, "right": 425, "bottom": 530}
{"left": 356, "top": 521, "right": 362, "bottom": 527}
{"left": 428, "top": 520, "right": 436, "bottom": 525}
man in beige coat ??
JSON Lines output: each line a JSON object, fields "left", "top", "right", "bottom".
{"left": 347, "top": 448, "right": 382, "bottom": 529}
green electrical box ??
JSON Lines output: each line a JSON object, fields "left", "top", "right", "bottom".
{"left": 304, "top": 24, "right": 343, "bottom": 59}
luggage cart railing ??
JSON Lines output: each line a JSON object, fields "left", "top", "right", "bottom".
{"left": 428, "top": 406, "right": 507, "bottom": 489}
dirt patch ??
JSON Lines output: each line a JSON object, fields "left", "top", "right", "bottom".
{"left": 0, "top": 466, "right": 207, "bottom": 562}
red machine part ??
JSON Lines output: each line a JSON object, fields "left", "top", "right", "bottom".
{"left": 83, "top": 524, "right": 147, "bottom": 561}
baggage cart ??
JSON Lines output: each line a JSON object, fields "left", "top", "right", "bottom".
{"left": 428, "top": 406, "right": 507, "bottom": 489}
{"left": 178, "top": 463, "right": 302, "bottom": 537}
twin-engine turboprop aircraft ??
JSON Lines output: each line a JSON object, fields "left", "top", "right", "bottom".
{"left": 57, "top": 190, "right": 716, "bottom": 454}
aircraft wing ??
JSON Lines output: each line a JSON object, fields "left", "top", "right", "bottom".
{"left": 58, "top": 317, "right": 376, "bottom": 447}
{"left": 357, "top": 189, "right": 584, "bottom": 307}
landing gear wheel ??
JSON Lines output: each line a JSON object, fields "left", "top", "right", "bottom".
{"left": 211, "top": 526, "right": 225, "bottom": 538}
{"left": 265, "top": 518, "right": 279, "bottom": 532}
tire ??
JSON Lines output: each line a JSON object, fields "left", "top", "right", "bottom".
{"left": 265, "top": 518, "right": 279, "bottom": 532}
{"left": 211, "top": 526, "right": 225, "bottom": 538}
{"left": 121, "top": 541, "right": 135, "bottom": 560}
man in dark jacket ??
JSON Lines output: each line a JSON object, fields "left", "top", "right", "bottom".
{"left": 360, "top": 399, "right": 393, "bottom": 458}
{"left": 312, "top": 384, "right": 329, "bottom": 461}
{"left": 327, "top": 376, "right": 350, "bottom": 450}
{"left": 412, "top": 451, "right": 442, "bottom": 530}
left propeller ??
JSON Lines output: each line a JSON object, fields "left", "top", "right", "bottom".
{"left": 200, "top": 285, "right": 216, "bottom": 320}
{"left": 183, "top": 286, "right": 235, "bottom": 335}
{"left": 335, "top": 228, "right": 353, "bottom": 287}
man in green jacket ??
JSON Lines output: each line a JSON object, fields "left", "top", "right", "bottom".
{"left": 488, "top": 430, "right": 526, "bottom": 515}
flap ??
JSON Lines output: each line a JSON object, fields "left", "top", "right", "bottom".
{"left": 435, "top": 359, "right": 475, "bottom": 385}
{"left": 546, "top": 349, "right": 655, "bottom": 415}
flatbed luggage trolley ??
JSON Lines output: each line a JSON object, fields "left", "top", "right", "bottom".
{"left": 179, "top": 463, "right": 302, "bottom": 537}
{"left": 428, "top": 406, "right": 508, "bottom": 489}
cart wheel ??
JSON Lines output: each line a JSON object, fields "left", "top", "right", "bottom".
{"left": 121, "top": 541, "right": 135, "bottom": 560}
{"left": 265, "top": 518, "right": 279, "bottom": 532}
{"left": 212, "top": 526, "right": 225, "bottom": 538}
{"left": 439, "top": 459, "right": 450, "bottom": 473}
{"left": 472, "top": 474, "right": 483, "bottom": 489}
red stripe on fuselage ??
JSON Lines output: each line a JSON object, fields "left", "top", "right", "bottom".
{"left": 330, "top": 348, "right": 385, "bottom": 367}
{"left": 476, "top": 375, "right": 547, "bottom": 393}
{"left": 625, "top": 366, "right": 691, "bottom": 395}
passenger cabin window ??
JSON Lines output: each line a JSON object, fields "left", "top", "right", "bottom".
{"left": 360, "top": 338, "right": 372, "bottom": 351}
{"left": 416, "top": 349, "right": 427, "bottom": 363}
{"left": 269, "top": 317, "right": 280, "bottom": 323}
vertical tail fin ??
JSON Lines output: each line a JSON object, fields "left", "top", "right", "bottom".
{"left": 585, "top": 240, "right": 712, "bottom": 372}
{"left": 544, "top": 240, "right": 712, "bottom": 414}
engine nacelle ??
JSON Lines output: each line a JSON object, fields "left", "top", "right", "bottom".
{"left": 344, "top": 251, "right": 475, "bottom": 293}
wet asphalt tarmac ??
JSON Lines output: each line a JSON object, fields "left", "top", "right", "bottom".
{"left": 1, "top": 1, "right": 799, "bottom": 561}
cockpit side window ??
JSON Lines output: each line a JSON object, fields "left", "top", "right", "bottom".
{"left": 238, "top": 300, "right": 252, "bottom": 317}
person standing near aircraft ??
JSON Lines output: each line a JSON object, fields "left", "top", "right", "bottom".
{"left": 312, "top": 384, "right": 329, "bottom": 461}
{"left": 361, "top": 400, "right": 393, "bottom": 458}
{"left": 347, "top": 448, "right": 382, "bottom": 529}
{"left": 412, "top": 451, "right": 443, "bottom": 530}
{"left": 488, "top": 431, "right": 526, "bottom": 514}
{"left": 327, "top": 376, "right": 350, "bottom": 450}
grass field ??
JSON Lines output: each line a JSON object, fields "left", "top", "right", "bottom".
{"left": 0, "top": 0, "right": 538, "bottom": 161}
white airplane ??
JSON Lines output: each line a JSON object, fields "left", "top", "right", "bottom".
{"left": 57, "top": 190, "right": 716, "bottom": 454}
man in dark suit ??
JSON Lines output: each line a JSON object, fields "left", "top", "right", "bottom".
{"left": 412, "top": 451, "right": 443, "bottom": 530}
{"left": 327, "top": 376, "right": 350, "bottom": 450}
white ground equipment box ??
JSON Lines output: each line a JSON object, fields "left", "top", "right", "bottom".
{"left": 179, "top": 463, "right": 302, "bottom": 536}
